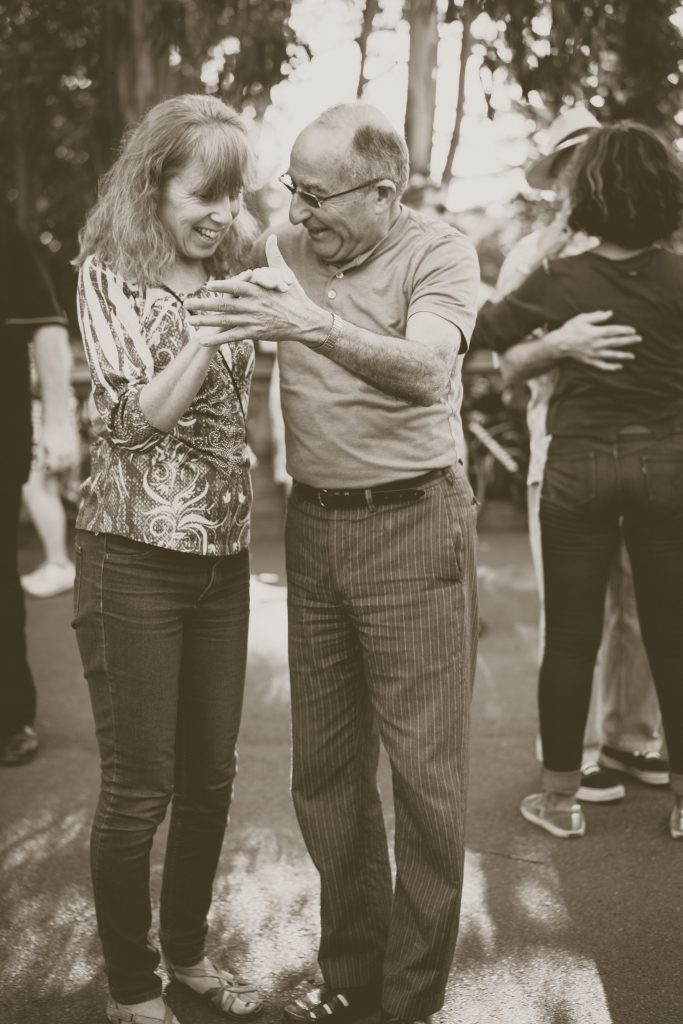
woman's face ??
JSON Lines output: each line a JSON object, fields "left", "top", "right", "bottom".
{"left": 159, "top": 157, "right": 243, "bottom": 266}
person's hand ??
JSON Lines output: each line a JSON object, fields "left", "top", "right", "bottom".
{"left": 536, "top": 211, "right": 573, "bottom": 262}
{"left": 549, "top": 310, "right": 642, "bottom": 371}
{"left": 184, "top": 235, "right": 328, "bottom": 347}
{"left": 41, "top": 417, "right": 80, "bottom": 473}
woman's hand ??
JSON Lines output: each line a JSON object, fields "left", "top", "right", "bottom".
{"left": 185, "top": 235, "right": 329, "bottom": 348}
{"left": 548, "top": 310, "right": 642, "bottom": 371}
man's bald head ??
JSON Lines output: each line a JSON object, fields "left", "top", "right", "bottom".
{"left": 299, "top": 103, "right": 409, "bottom": 198}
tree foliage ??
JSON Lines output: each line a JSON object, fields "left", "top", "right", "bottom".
{"left": 0, "top": 0, "right": 305, "bottom": 263}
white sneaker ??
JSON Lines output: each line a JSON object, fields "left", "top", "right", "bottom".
{"left": 21, "top": 561, "right": 75, "bottom": 598}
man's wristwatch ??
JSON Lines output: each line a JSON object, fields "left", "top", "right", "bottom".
{"left": 315, "top": 312, "right": 343, "bottom": 357}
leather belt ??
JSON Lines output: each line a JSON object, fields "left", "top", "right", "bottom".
{"left": 293, "top": 467, "right": 449, "bottom": 509}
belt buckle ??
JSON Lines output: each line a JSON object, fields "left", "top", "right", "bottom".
{"left": 317, "top": 489, "right": 328, "bottom": 508}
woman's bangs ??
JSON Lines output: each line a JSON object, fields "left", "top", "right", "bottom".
{"left": 192, "top": 127, "right": 253, "bottom": 200}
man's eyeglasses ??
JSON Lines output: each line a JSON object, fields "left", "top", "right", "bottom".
{"left": 279, "top": 174, "right": 383, "bottom": 209}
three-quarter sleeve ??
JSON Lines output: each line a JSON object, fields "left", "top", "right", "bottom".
{"left": 77, "top": 257, "right": 166, "bottom": 451}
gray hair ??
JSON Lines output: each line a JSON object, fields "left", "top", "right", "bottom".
{"left": 315, "top": 104, "right": 410, "bottom": 198}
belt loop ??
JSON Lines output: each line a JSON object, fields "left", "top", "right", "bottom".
{"left": 364, "top": 488, "right": 376, "bottom": 512}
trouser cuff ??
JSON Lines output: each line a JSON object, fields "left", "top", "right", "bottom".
{"left": 541, "top": 768, "right": 582, "bottom": 794}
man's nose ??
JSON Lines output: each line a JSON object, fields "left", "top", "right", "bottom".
{"left": 289, "top": 192, "right": 313, "bottom": 226}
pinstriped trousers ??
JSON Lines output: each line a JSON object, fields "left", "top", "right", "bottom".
{"left": 285, "top": 465, "right": 478, "bottom": 1020}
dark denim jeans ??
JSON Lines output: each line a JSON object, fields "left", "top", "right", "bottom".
{"left": 0, "top": 479, "right": 36, "bottom": 738}
{"left": 539, "top": 433, "right": 683, "bottom": 789}
{"left": 72, "top": 530, "right": 250, "bottom": 1004}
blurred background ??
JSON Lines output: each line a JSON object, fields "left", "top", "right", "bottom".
{"left": 3, "top": 0, "right": 683, "bottom": 519}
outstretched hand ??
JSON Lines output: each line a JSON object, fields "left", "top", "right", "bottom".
{"left": 551, "top": 310, "right": 642, "bottom": 371}
{"left": 185, "top": 235, "right": 326, "bottom": 347}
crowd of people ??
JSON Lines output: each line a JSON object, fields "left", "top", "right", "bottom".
{"left": 1, "top": 91, "right": 682, "bottom": 1024}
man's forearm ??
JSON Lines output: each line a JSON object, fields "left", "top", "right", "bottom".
{"left": 317, "top": 318, "right": 456, "bottom": 405}
{"left": 32, "top": 324, "right": 73, "bottom": 422}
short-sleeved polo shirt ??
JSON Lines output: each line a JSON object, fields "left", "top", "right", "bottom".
{"left": 0, "top": 214, "right": 68, "bottom": 480}
{"left": 257, "top": 205, "right": 479, "bottom": 488}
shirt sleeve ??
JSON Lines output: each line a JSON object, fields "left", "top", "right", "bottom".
{"left": 470, "top": 263, "right": 553, "bottom": 353}
{"left": 77, "top": 257, "right": 166, "bottom": 451}
{"left": 407, "top": 230, "right": 480, "bottom": 352}
{"left": 2, "top": 216, "right": 68, "bottom": 339}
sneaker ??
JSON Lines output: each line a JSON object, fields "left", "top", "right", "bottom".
{"left": 670, "top": 796, "right": 683, "bottom": 840}
{"left": 520, "top": 792, "right": 586, "bottom": 838}
{"left": 21, "top": 561, "right": 75, "bottom": 598}
{"left": 598, "top": 746, "right": 669, "bottom": 786}
{"left": 0, "top": 726, "right": 39, "bottom": 765}
{"left": 283, "top": 986, "right": 379, "bottom": 1023}
{"left": 577, "top": 763, "right": 626, "bottom": 803}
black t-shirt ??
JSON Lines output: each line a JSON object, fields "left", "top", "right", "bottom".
{"left": 0, "top": 214, "right": 68, "bottom": 480}
{"left": 472, "top": 247, "right": 683, "bottom": 438}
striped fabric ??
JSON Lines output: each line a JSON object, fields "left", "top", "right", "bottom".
{"left": 286, "top": 465, "right": 478, "bottom": 1021}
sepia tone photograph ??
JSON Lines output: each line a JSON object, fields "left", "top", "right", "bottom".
{"left": 0, "top": 1, "right": 681, "bottom": 1022}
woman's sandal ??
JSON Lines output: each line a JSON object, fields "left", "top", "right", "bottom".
{"left": 106, "top": 996, "right": 179, "bottom": 1024}
{"left": 165, "top": 959, "right": 263, "bottom": 1019}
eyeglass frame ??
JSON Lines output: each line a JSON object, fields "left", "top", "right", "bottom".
{"left": 278, "top": 173, "right": 387, "bottom": 209}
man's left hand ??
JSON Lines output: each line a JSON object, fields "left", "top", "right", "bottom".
{"left": 185, "top": 235, "right": 329, "bottom": 346}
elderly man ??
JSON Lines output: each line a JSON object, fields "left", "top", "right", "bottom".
{"left": 187, "top": 104, "right": 479, "bottom": 1024}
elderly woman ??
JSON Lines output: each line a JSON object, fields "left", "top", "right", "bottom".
{"left": 471, "top": 122, "right": 683, "bottom": 841}
{"left": 73, "top": 95, "right": 262, "bottom": 1024}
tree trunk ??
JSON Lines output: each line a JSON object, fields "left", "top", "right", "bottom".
{"left": 404, "top": 0, "right": 439, "bottom": 179}
{"left": 357, "top": 0, "right": 380, "bottom": 98}
{"left": 441, "top": 8, "right": 474, "bottom": 186}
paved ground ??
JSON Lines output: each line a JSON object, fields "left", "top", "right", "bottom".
{"left": 1, "top": 487, "right": 680, "bottom": 1024}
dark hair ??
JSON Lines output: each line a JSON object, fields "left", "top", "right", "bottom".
{"left": 567, "top": 122, "right": 683, "bottom": 248}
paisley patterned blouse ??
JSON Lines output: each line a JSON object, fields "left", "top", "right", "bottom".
{"left": 76, "top": 256, "right": 254, "bottom": 556}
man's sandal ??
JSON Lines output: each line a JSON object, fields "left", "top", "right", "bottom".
{"left": 165, "top": 959, "right": 263, "bottom": 1019}
{"left": 283, "top": 986, "right": 379, "bottom": 1022}
{"left": 105, "top": 997, "right": 178, "bottom": 1024}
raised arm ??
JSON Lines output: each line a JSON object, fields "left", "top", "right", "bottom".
{"left": 186, "top": 233, "right": 479, "bottom": 407}
{"left": 78, "top": 258, "right": 218, "bottom": 441}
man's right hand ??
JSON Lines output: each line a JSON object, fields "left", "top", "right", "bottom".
{"left": 548, "top": 310, "right": 642, "bottom": 371}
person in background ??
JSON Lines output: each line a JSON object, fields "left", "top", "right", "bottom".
{"left": 20, "top": 360, "right": 81, "bottom": 598}
{"left": 472, "top": 122, "right": 683, "bottom": 840}
{"left": 187, "top": 102, "right": 480, "bottom": 1024}
{"left": 492, "top": 105, "right": 668, "bottom": 802}
{"left": 72, "top": 95, "right": 263, "bottom": 1024}
{"left": 0, "top": 211, "right": 74, "bottom": 765}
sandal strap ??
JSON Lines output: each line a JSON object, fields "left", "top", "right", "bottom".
{"left": 106, "top": 1000, "right": 176, "bottom": 1024}
{"left": 294, "top": 991, "right": 353, "bottom": 1020}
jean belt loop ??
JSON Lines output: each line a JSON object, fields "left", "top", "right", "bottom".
{"left": 364, "top": 488, "right": 376, "bottom": 512}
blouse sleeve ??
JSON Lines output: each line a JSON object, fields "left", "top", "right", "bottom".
{"left": 77, "top": 257, "right": 166, "bottom": 451}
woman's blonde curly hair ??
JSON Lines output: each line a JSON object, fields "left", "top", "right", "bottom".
{"left": 75, "top": 94, "right": 258, "bottom": 286}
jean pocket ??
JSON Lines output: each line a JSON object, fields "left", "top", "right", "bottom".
{"left": 642, "top": 455, "right": 683, "bottom": 512}
{"left": 541, "top": 452, "right": 597, "bottom": 511}
{"left": 104, "top": 532, "right": 160, "bottom": 564}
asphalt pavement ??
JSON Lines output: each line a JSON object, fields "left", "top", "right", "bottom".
{"left": 1, "top": 492, "right": 680, "bottom": 1024}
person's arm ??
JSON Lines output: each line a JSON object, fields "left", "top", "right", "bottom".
{"left": 32, "top": 324, "right": 79, "bottom": 470}
{"left": 78, "top": 258, "right": 220, "bottom": 442}
{"left": 186, "top": 233, "right": 479, "bottom": 407}
{"left": 499, "top": 310, "right": 642, "bottom": 386}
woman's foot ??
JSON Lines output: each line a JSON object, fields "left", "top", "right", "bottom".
{"left": 106, "top": 995, "right": 178, "bottom": 1023}
{"left": 520, "top": 791, "right": 586, "bottom": 838}
{"left": 165, "top": 956, "right": 262, "bottom": 1018}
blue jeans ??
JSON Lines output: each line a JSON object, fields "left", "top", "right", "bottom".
{"left": 539, "top": 433, "right": 683, "bottom": 793}
{"left": 72, "top": 530, "right": 250, "bottom": 1004}
{"left": 286, "top": 465, "right": 478, "bottom": 1020}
